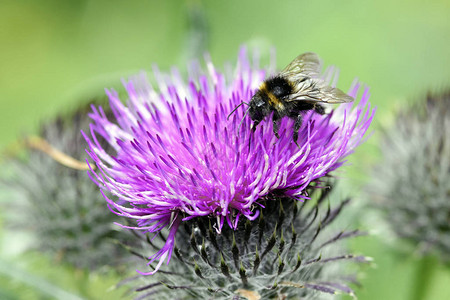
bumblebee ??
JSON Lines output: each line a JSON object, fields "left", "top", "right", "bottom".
{"left": 247, "top": 52, "right": 354, "bottom": 144}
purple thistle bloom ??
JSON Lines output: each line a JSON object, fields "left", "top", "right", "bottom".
{"left": 83, "top": 48, "right": 374, "bottom": 275}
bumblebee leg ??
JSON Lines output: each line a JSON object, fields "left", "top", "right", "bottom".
{"left": 293, "top": 114, "right": 303, "bottom": 146}
{"left": 272, "top": 113, "right": 280, "bottom": 139}
{"left": 249, "top": 120, "right": 260, "bottom": 151}
{"left": 251, "top": 120, "right": 261, "bottom": 132}
{"left": 314, "top": 104, "right": 325, "bottom": 115}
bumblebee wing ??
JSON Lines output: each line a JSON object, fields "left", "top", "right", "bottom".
{"left": 280, "top": 52, "right": 322, "bottom": 81}
{"left": 281, "top": 52, "right": 354, "bottom": 104}
{"left": 314, "top": 83, "right": 354, "bottom": 103}
{"left": 286, "top": 77, "right": 354, "bottom": 104}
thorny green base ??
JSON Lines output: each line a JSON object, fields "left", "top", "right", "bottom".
{"left": 126, "top": 183, "right": 369, "bottom": 299}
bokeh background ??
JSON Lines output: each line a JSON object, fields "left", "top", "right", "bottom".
{"left": 1, "top": 0, "right": 449, "bottom": 299}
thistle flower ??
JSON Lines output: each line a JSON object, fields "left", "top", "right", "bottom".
{"left": 83, "top": 48, "right": 374, "bottom": 277}
{"left": 2, "top": 105, "right": 132, "bottom": 271}
{"left": 369, "top": 90, "right": 450, "bottom": 261}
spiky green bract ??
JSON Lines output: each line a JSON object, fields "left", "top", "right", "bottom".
{"left": 2, "top": 105, "right": 132, "bottom": 271}
{"left": 130, "top": 184, "right": 369, "bottom": 299}
{"left": 370, "top": 90, "right": 450, "bottom": 261}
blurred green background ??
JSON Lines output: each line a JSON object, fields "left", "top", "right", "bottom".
{"left": 1, "top": 0, "right": 449, "bottom": 299}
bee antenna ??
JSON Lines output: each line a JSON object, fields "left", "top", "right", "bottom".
{"left": 236, "top": 107, "right": 250, "bottom": 137}
{"left": 227, "top": 101, "right": 249, "bottom": 120}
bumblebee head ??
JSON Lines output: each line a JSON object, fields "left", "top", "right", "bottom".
{"left": 249, "top": 93, "right": 270, "bottom": 123}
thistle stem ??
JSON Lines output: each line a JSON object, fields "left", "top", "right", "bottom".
{"left": 410, "top": 255, "right": 436, "bottom": 300}
{"left": 26, "top": 136, "right": 92, "bottom": 171}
